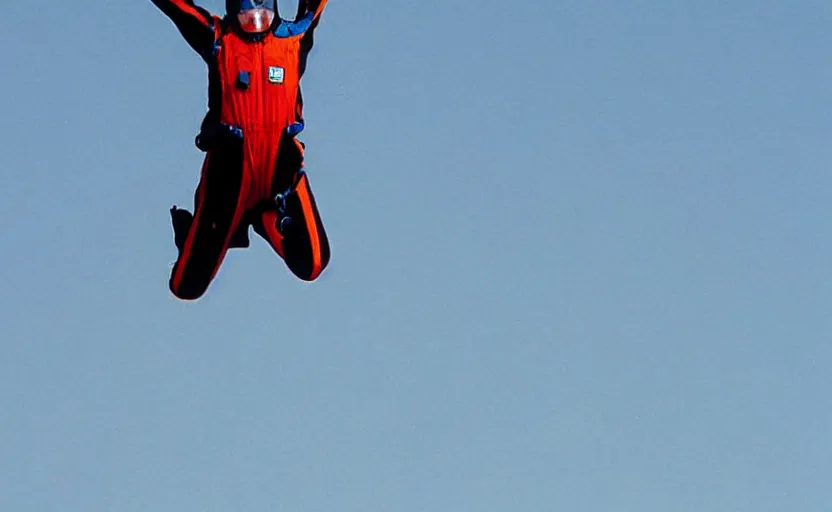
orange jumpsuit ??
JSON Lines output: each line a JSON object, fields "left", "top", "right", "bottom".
{"left": 150, "top": 0, "right": 330, "bottom": 300}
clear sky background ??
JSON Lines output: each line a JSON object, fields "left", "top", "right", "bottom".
{"left": 1, "top": 1, "right": 830, "bottom": 510}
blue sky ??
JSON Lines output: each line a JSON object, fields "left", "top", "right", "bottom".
{"left": 1, "top": 1, "right": 831, "bottom": 510}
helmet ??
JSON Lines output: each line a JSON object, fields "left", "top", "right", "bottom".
{"left": 226, "top": 0, "right": 277, "bottom": 34}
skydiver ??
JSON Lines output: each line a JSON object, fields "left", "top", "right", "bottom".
{"left": 148, "top": 0, "right": 331, "bottom": 300}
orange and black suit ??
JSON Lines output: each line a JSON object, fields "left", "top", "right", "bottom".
{"left": 150, "top": 0, "right": 331, "bottom": 300}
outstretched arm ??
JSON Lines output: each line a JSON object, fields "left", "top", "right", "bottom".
{"left": 149, "top": 0, "right": 218, "bottom": 58}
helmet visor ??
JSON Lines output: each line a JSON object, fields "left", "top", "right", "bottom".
{"left": 237, "top": 8, "right": 275, "bottom": 33}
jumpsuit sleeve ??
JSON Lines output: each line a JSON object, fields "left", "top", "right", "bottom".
{"left": 149, "top": 0, "right": 218, "bottom": 58}
{"left": 295, "top": 0, "right": 328, "bottom": 23}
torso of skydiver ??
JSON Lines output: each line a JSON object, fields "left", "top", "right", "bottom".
{"left": 200, "top": 13, "right": 319, "bottom": 144}
{"left": 148, "top": 0, "right": 326, "bottom": 149}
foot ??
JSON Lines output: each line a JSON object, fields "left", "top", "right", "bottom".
{"left": 229, "top": 223, "right": 251, "bottom": 249}
{"left": 170, "top": 206, "right": 193, "bottom": 252}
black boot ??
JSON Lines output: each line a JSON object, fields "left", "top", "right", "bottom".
{"left": 229, "top": 222, "right": 251, "bottom": 249}
{"left": 170, "top": 206, "right": 193, "bottom": 252}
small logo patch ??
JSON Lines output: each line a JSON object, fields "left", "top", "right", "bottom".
{"left": 268, "top": 66, "right": 285, "bottom": 84}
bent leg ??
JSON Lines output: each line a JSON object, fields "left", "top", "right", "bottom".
{"left": 169, "top": 141, "right": 247, "bottom": 300}
{"left": 283, "top": 171, "right": 330, "bottom": 281}
{"left": 253, "top": 170, "right": 330, "bottom": 281}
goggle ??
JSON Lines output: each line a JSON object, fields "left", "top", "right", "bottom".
{"left": 238, "top": 8, "right": 275, "bottom": 33}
